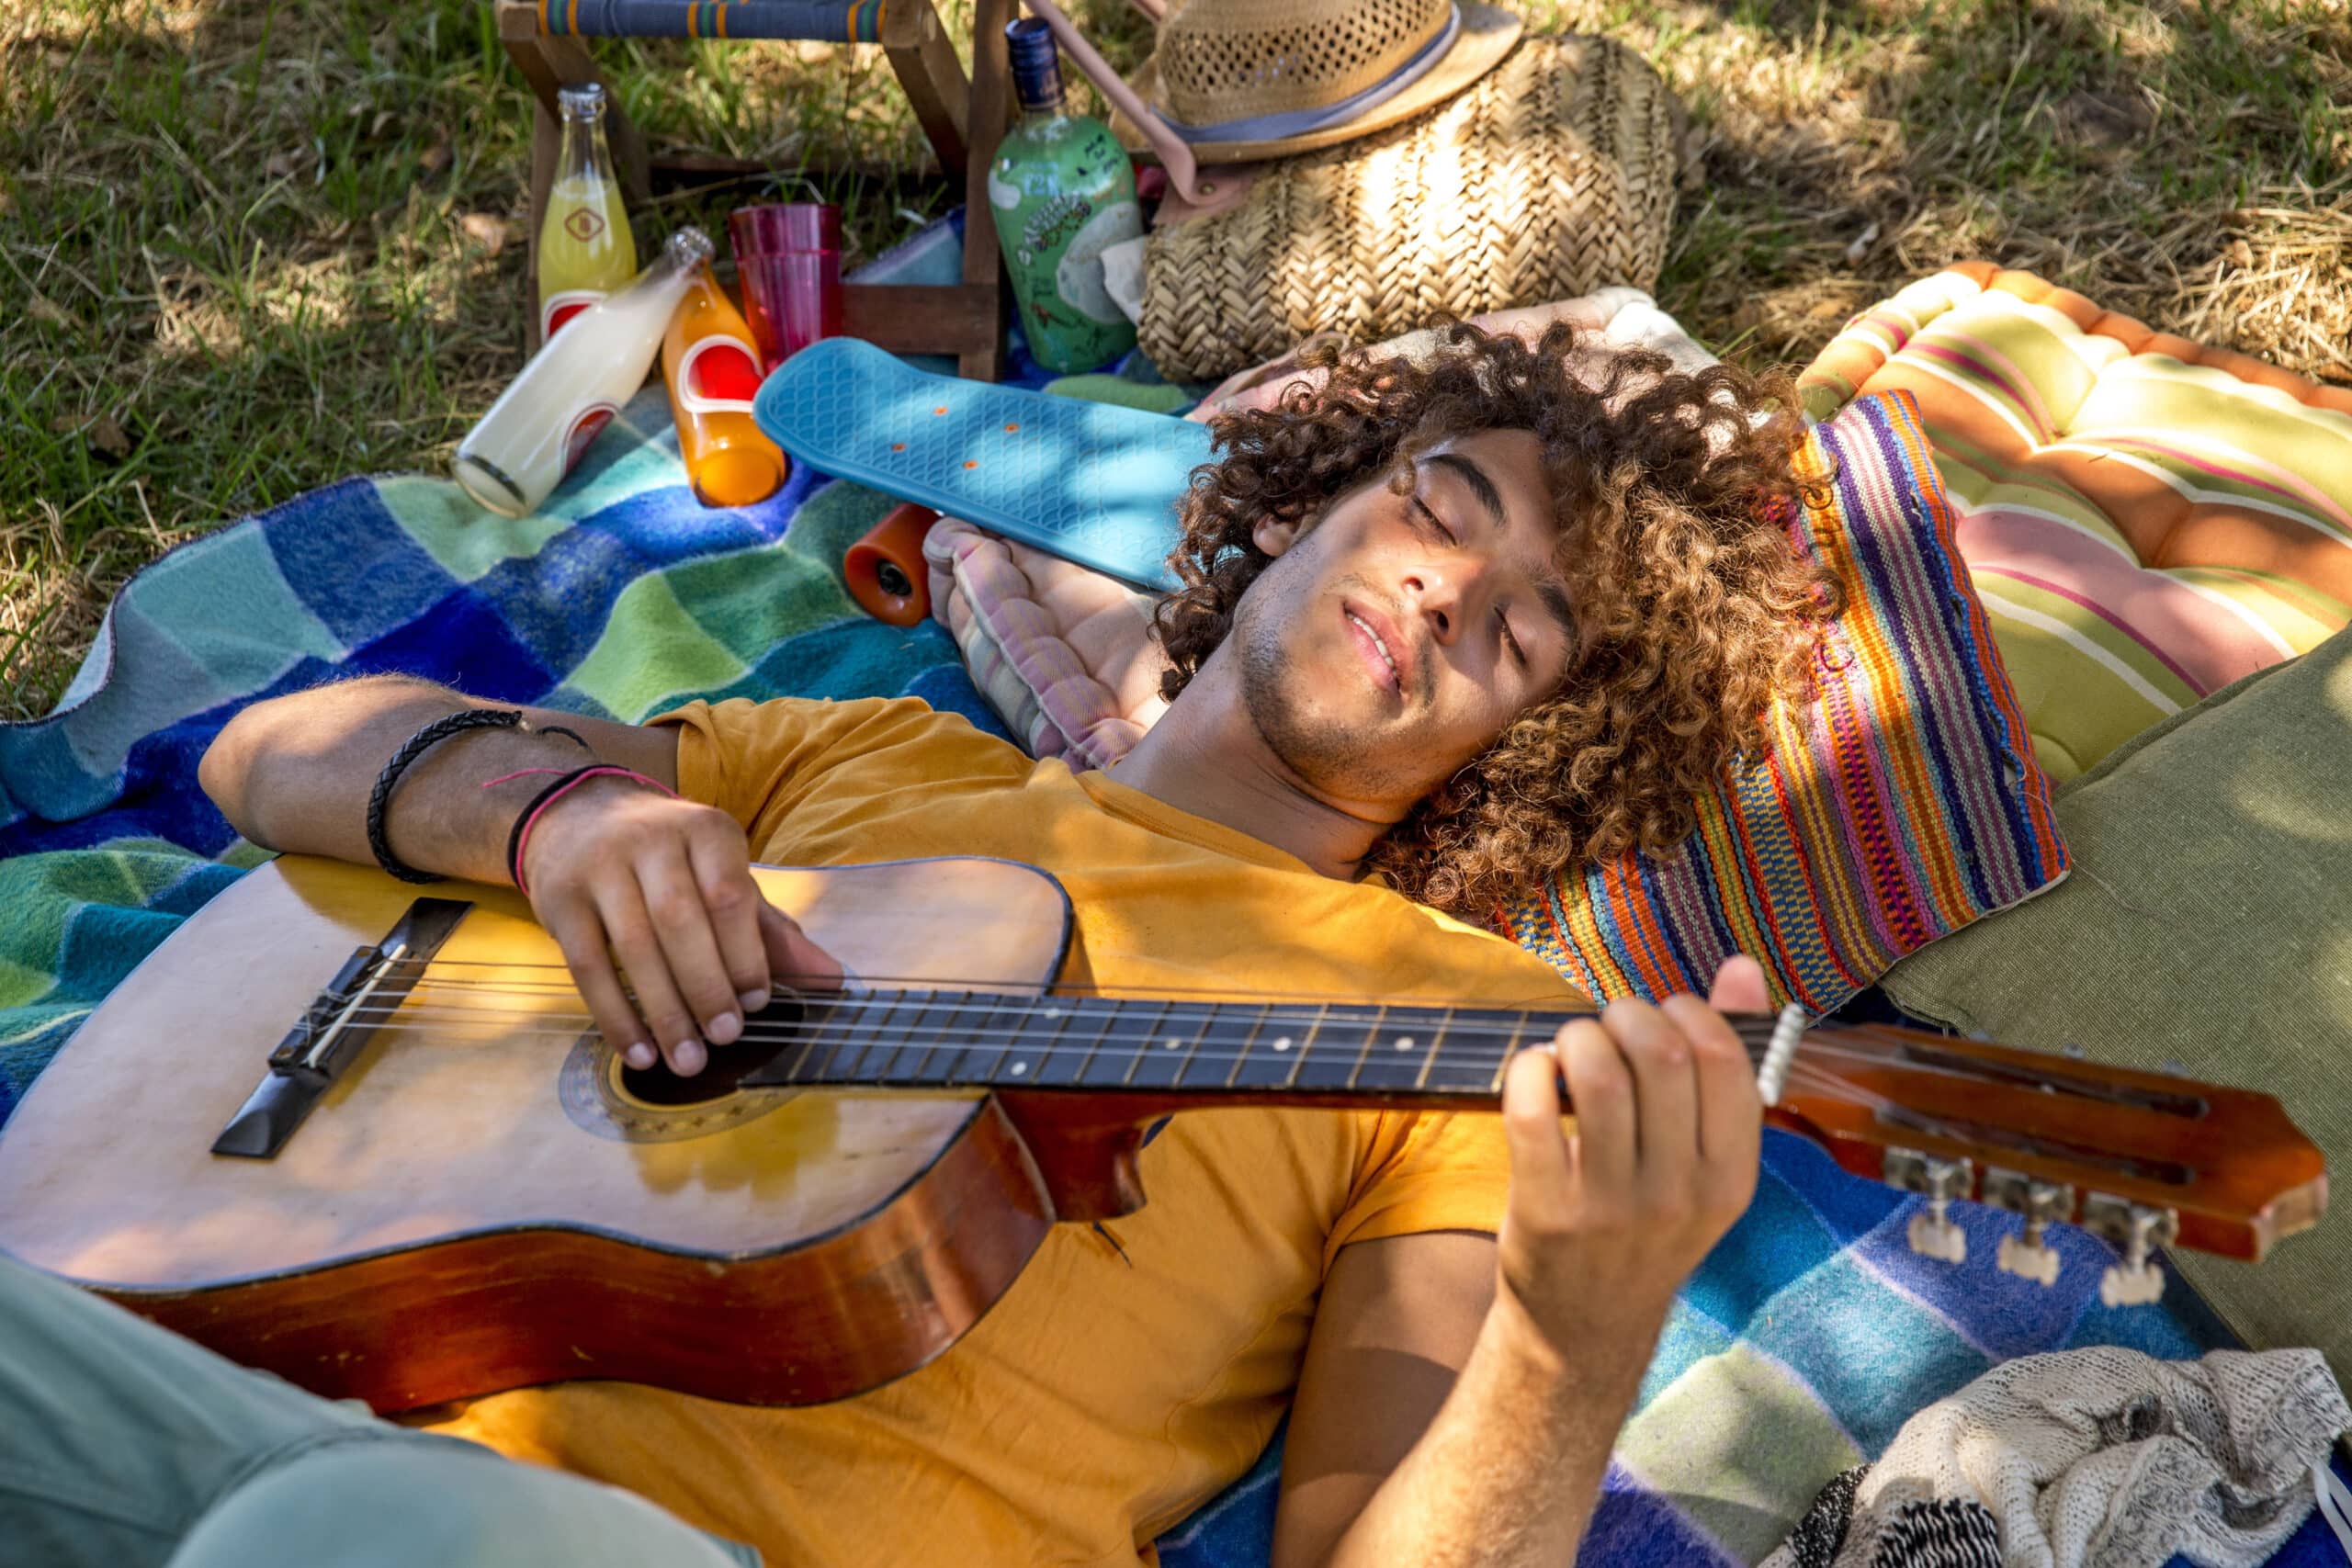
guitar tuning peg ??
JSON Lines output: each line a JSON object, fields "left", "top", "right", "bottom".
{"left": 1885, "top": 1147, "right": 1973, "bottom": 1266}
{"left": 2100, "top": 1257, "right": 2165, "bottom": 1307}
{"left": 1909, "top": 1209, "right": 1968, "bottom": 1263}
{"left": 1996, "top": 1234, "right": 2062, "bottom": 1285}
{"left": 1983, "top": 1168, "right": 2072, "bottom": 1289}
{"left": 2082, "top": 1193, "right": 2177, "bottom": 1308}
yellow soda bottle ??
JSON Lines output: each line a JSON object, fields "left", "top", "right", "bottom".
{"left": 662, "top": 268, "right": 787, "bottom": 507}
{"left": 537, "top": 84, "right": 637, "bottom": 341}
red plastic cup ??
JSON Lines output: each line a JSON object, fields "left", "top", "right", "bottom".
{"left": 729, "top": 202, "right": 842, "bottom": 260}
{"left": 738, "top": 251, "right": 842, "bottom": 372}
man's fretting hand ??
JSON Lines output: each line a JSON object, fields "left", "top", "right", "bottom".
{"left": 521, "top": 778, "right": 843, "bottom": 1075}
{"left": 1494, "top": 956, "right": 1768, "bottom": 1382}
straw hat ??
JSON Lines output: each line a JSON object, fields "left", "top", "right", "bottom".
{"left": 1110, "top": 0, "right": 1525, "bottom": 164}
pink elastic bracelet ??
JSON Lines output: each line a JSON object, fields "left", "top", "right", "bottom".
{"left": 505, "top": 764, "right": 679, "bottom": 897}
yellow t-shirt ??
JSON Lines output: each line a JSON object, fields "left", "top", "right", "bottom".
{"left": 430, "top": 696, "right": 1586, "bottom": 1566}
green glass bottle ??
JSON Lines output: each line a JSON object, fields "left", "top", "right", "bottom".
{"left": 987, "top": 18, "right": 1145, "bottom": 374}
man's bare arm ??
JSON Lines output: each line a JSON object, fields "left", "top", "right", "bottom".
{"left": 200, "top": 675, "right": 677, "bottom": 876}
{"left": 199, "top": 676, "right": 838, "bottom": 1072}
{"left": 1273, "top": 959, "right": 1770, "bottom": 1568}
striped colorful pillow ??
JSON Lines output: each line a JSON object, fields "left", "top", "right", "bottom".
{"left": 1800, "top": 263, "right": 2352, "bottom": 782}
{"left": 1494, "top": 389, "right": 2069, "bottom": 1011}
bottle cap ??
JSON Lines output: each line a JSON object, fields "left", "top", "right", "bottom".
{"left": 1005, "top": 18, "right": 1065, "bottom": 114}
{"left": 665, "top": 227, "right": 717, "bottom": 269}
{"left": 557, "top": 83, "right": 606, "bottom": 118}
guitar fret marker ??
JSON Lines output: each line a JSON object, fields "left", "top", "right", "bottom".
{"left": 1273, "top": 1037, "right": 1293, "bottom": 1051}
{"left": 1164, "top": 1038, "right": 1182, "bottom": 1049}
{"left": 1009, "top": 1061, "right": 1028, "bottom": 1077}
{"left": 1395, "top": 1036, "right": 1415, "bottom": 1051}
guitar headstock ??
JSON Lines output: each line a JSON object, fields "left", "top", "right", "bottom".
{"left": 1766, "top": 1021, "right": 2327, "bottom": 1304}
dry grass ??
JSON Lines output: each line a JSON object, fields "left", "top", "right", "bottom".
{"left": 2, "top": 0, "right": 2346, "bottom": 719}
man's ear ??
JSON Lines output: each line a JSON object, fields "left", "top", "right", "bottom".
{"left": 1252, "top": 516, "right": 1298, "bottom": 557}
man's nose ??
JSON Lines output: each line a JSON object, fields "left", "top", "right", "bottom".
{"left": 1402, "top": 565, "right": 1480, "bottom": 643}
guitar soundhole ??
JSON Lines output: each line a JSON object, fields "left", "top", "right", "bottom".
{"left": 616, "top": 994, "right": 809, "bottom": 1106}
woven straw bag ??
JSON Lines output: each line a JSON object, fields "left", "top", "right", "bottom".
{"left": 1138, "top": 34, "right": 1680, "bottom": 381}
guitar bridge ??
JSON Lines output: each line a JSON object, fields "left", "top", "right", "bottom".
{"left": 211, "top": 897, "right": 472, "bottom": 1159}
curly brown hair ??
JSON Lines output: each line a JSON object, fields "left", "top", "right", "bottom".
{"left": 1153, "top": 321, "right": 1840, "bottom": 918}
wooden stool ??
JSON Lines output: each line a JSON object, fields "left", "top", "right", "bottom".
{"left": 497, "top": 0, "right": 1011, "bottom": 380}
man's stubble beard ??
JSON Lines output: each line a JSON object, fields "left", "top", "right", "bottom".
{"left": 1233, "top": 558, "right": 1426, "bottom": 801}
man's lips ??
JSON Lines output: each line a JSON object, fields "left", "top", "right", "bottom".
{"left": 1343, "top": 600, "right": 1411, "bottom": 698}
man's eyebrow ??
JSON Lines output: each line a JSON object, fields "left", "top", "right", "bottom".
{"left": 1533, "top": 575, "right": 1577, "bottom": 641}
{"left": 1426, "top": 450, "right": 1576, "bottom": 639}
{"left": 1426, "top": 451, "right": 1507, "bottom": 531}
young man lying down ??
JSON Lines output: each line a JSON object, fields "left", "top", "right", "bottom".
{"left": 1, "top": 324, "right": 1834, "bottom": 1568}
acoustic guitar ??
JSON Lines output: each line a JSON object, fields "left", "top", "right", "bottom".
{"left": 0, "top": 855, "right": 2326, "bottom": 1414}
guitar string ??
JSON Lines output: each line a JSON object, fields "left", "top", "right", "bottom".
{"left": 303, "top": 998, "right": 1997, "bottom": 1111}
{"left": 257, "top": 1011, "right": 1945, "bottom": 1134}
{"left": 322, "top": 993, "right": 1823, "bottom": 1062}
{"left": 369, "top": 962, "right": 1863, "bottom": 1050}
{"left": 400, "top": 959, "right": 1787, "bottom": 1009}
{"left": 323, "top": 987, "right": 1979, "bottom": 1089}
{"left": 302, "top": 958, "right": 2078, "bottom": 1123}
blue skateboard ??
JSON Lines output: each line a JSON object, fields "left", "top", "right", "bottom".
{"left": 754, "top": 338, "right": 1209, "bottom": 592}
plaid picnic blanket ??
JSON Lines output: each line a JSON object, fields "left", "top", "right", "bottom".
{"left": 1, "top": 377, "right": 2341, "bottom": 1567}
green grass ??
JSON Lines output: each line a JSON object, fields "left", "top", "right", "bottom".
{"left": 2, "top": 0, "right": 2347, "bottom": 718}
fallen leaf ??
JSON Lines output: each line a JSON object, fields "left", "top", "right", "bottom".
{"left": 1844, "top": 220, "right": 1881, "bottom": 266}
{"left": 266, "top": 146, "right": 310, "bottom": 178}
{"left": 88, "top": 416, "right": 132, "bottom": 460}
{"left": 418, "top": 136, "right": 453, "bottom": 177}
{"left": 459, "top": 212, "right": 511, "bottom": 254}
{"left": 2224, "top": 238, "right": 2255, "bottom": 268}
{"left": 1807, "top": 298, "right": 1848, "bottom": 321}
{"left": 794, "top": 39, "right": 835, "bottom": 62}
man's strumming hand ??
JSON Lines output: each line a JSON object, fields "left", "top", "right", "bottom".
{"left": 1494, "top": 956, "right": 1769, "bottom": 1389}
{"left": 521, "top": 779, "right": 842, "bottom": 1076}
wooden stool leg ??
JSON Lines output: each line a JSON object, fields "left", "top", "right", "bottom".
{"left": 525, "top": 93, "right": 560, "bottom": 348}
{"left": 882, "top": 0, "right": 969, "bottom": 176}
{"left": 959, "top": 0, "right": 1014, "bottom": 382}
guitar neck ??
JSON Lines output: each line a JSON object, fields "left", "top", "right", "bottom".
{"left": 737, "top": 989, "right": 1567, "bottom": 1108}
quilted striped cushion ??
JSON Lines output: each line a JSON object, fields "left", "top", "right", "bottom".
{"left": 1495, "top": 389, "right": 2069, "bottom": 1012}
{"left": 1800, "top": 263, "right": 2352, "bottom": 781}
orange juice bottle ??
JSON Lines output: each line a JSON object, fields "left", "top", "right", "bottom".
{"left": 662, "top": 267, "right": 787, "bottom": 507}
{"left": 537, "top": 84, "right": 638, "bottom": 341}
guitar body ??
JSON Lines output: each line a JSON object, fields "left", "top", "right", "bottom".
{"left": 0, "top": 857, "right": 2329, "bottom": 1415}
{"left": 0, "top": 856, "right": 1074, "bottom": 1411}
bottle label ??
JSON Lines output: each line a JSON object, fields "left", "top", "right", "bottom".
{"left": 563, "top": 400, "right": 619, "bottom": 475}
{"left": 1053, "top": 201, "right": 1144, "bottom": 325}
{"left": 541, "top": 290, "right": 605, "bottom": 340}
{"left": 674, "top": 334, "right": 763, "bottom": 415}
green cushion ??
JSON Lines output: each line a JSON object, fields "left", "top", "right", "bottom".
{"left": 1883, "top": 626, "right": 2352, "bottom": 1376}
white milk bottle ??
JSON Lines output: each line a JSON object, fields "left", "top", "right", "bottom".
{"left": 455, "top": 227, "right": 714, "bottom": 518}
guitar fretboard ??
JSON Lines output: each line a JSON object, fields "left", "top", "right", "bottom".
{"left": 746, "top": 990, "right": 1568, "bottom": 1100}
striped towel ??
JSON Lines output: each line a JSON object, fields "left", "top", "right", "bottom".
{"left": 1498, "top": 390, "right": 2069, "bottom": 1014}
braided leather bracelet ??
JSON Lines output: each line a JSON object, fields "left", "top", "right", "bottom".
{"left": 365, "top": 709, "right": 589, "bottom": 883}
